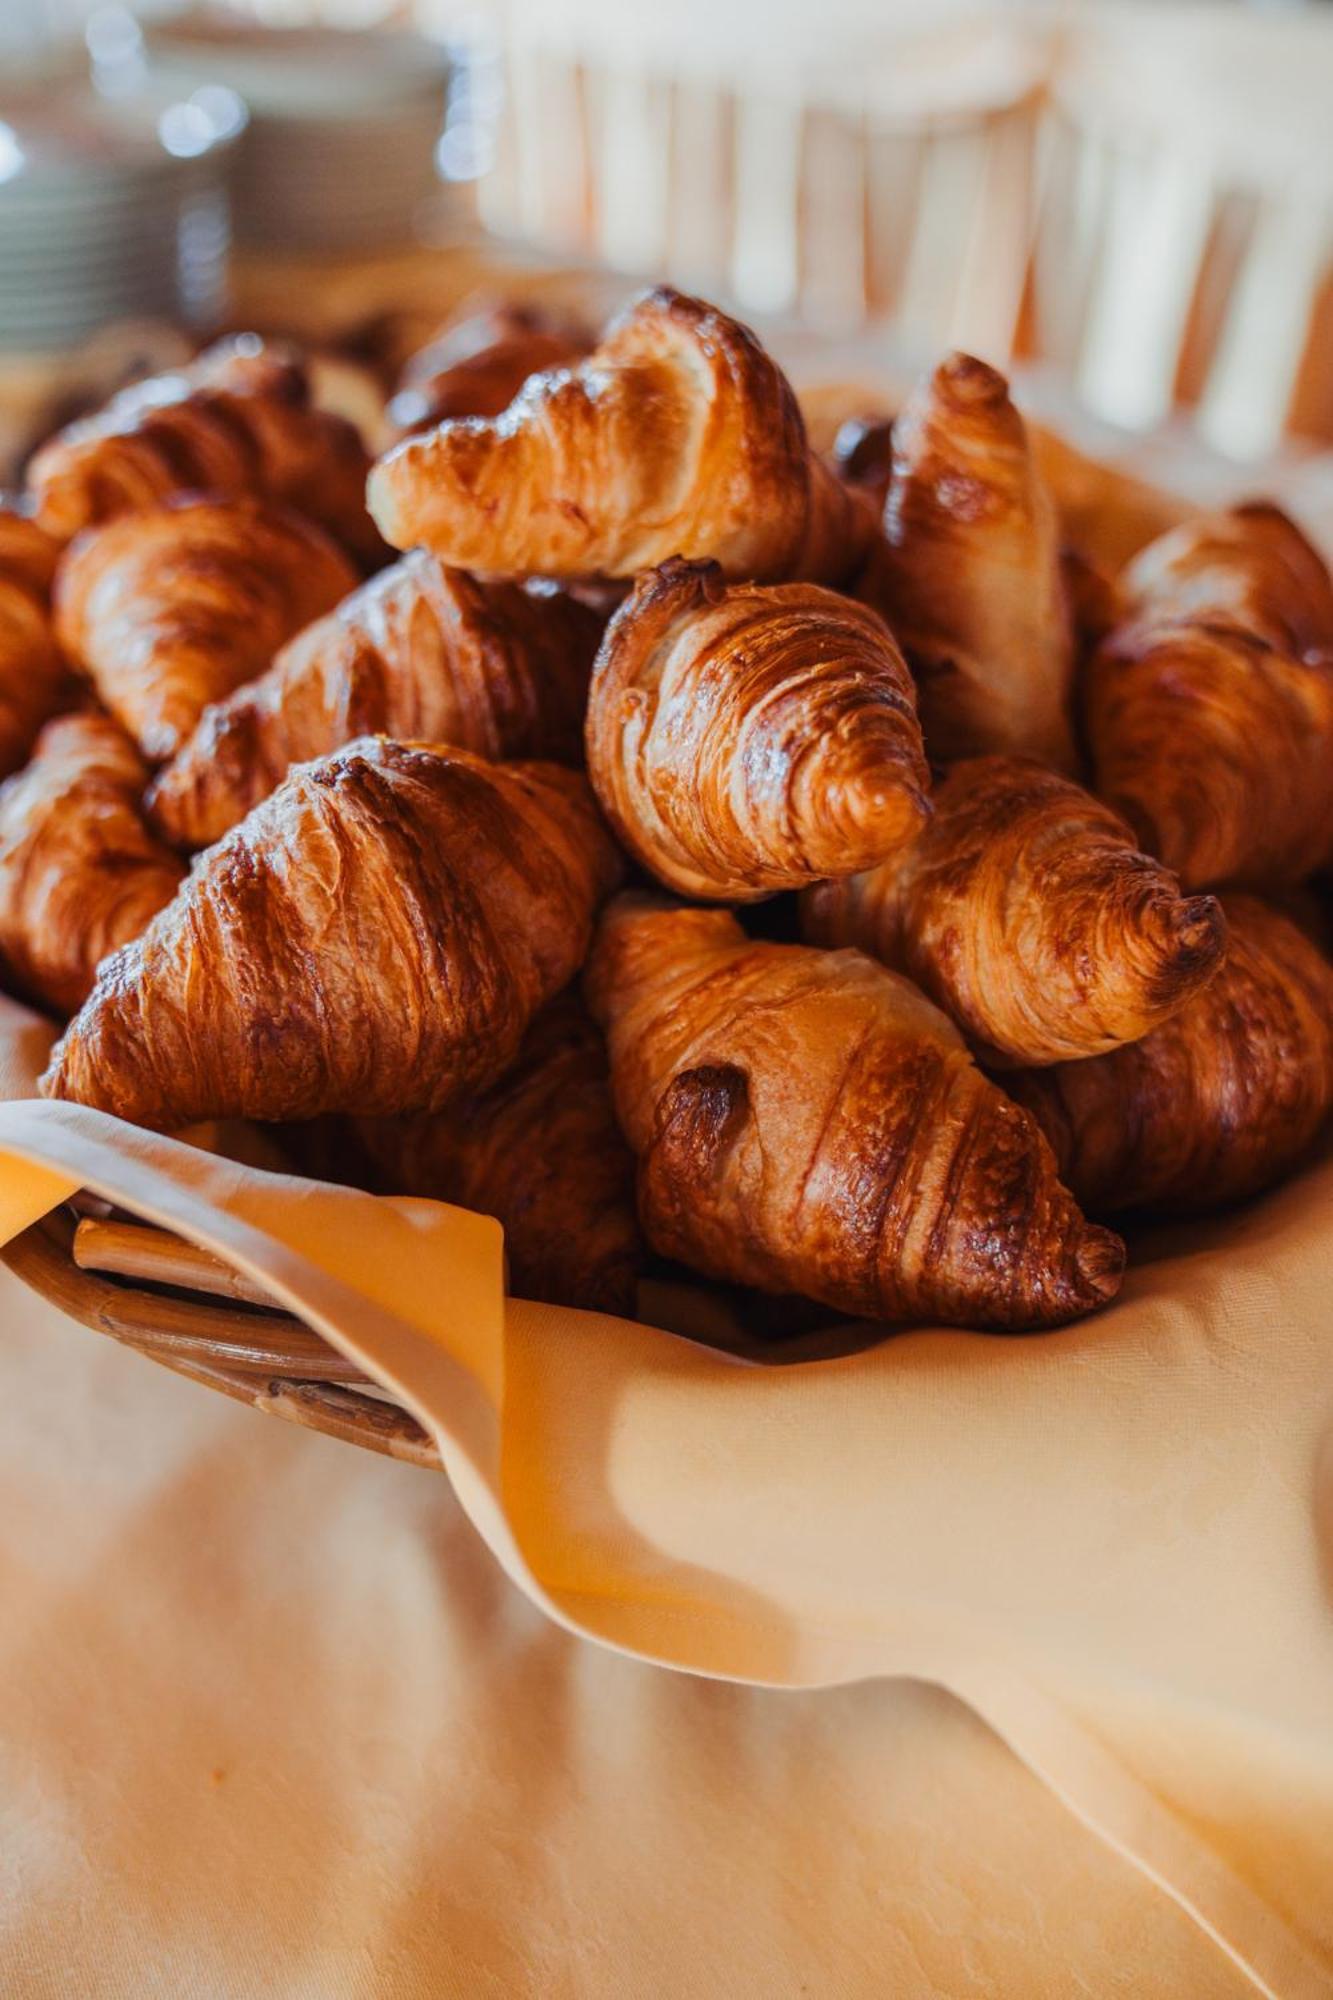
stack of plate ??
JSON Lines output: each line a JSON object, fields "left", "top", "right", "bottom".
{"left": 0, "top": 77, "right": 243, "bottom": 356}
{"left": 146, "top": 15, "right": 453, "bottom": 256}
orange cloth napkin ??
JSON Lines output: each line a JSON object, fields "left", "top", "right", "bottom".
{"left": 1, "top": 995, "right": 1331, "bottom": 1997}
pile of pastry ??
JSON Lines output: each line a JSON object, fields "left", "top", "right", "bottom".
{"left": 1, "top": 287, "right": 1331, "bottom": 1334}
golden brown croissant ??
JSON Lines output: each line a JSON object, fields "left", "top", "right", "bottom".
{"left": 352, "top": 993, "right": 641, "bottom": 1315}
{"left": 387, "top": 302, "right": 594, "bottom": 438}
{"left": 54, "top": 497, "right": 358, "bottom": 763}
{"left": 26, "top": 336, "right": 383, "bottom": 567}
{"left": 367, "top": 287, "right": 877, "bottom": 586}
{"left": 0, "top": 713, "right": 183, "bottom": 1016}
{"left": 147, "top": 551, "right": 602, "bottom": 849}
{"left": 41, "top": 739, "right": 622, "bottom": 1131}
{"left": 1006, "top": 896, "right": 1333, "bottom": 1214}
{"left": 1085, "top": 505, "right": 1333, "bottom": 889}
{"left": 869, "top": 353, "right": 1076, "bottom": 772}
{"left": 802, "top": 756, "right": 1226, "bottom": 1066}
{"left": 585, "top": 559, "right": 929, "bottom": 901}
{"left": 1028, "top": 422, "right": 1191, "bottom": 575}
{"left": 585, "top": 894, "right": 1124, "bottom": 1330}
{"left": 0, "top": 506, "right": 68, "bottom": 779}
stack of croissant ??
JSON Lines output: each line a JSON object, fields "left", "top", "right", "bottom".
{"left": 2, "top": 289, "right": 1331, "bottom": 1334}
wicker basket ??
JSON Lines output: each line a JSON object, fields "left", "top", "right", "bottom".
{"left": 2, "top": 1202, "right": 442, "bottom": 1470}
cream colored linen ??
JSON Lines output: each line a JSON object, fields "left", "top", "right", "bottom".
{"left": 1, "top": 995, "right": 1331, "bottom": 1997}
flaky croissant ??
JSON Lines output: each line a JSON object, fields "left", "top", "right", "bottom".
{"left": 1085, "top": 505, "right": 1333, "bottom": 888}
{"left": 41, "top": 739, "right": 622, "bottom": 1131}
{"left": 26, "top": 336, "right": 383, "bottom": 566}
{"left": 585, "top": 559, "right": 929, "bottom": 901}
{"left": 867, "top": 353, "right": 1076, "bottom": 772}
{"left": 802, "top": 756, "right": 1226, "bottom": 1066}
{"left": 387, "top": 302, "right": 593, "bottom": 438}
{"left": 147, "top": 551, "right": 601, "bottom": 849}
{"left": 353, "top": 993, "right": 641, "bottom": 1315}
{"left": 54, "top": 497, "right": 358, "bottom": 763}
{"left": 585, "top": 895, "right": 1124, "bottom": 1330}
{"left": 368, "top": 287, "right": 877, "bottom": 586}
{"left": 1006, "top": 896, "right": 1333, "bottom": 1214}
{"left": 0, "top": 506, "right": 67, "bottom": 779}
{"left": 0, "top": 714, "right": 183, "bottom": 1016}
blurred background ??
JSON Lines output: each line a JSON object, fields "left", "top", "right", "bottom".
{"left": 3, "top": 0, "right": 1333, "bottom": 483}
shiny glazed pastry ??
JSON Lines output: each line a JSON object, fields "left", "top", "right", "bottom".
{"left": 585, "top": 558, "right": 930, "bottom": 901}
{"left": 1006, "top": 896, "right": 1333, "bottom": 1213}
{"left": 0, "top": 507, "right": 66, "bottom": 779}
{"left": 586, "top": 894, "right": 1124, "bottom": 1330}
{"left": 41, "top": 740, "right": 622, "bottom": 1131}
{"left": 387, "top": 301, "right": 593, "bottom": 437}
{"left": 368, "top": 287, "right": 877, "bottom": 586}
{"left": 802, "top": 756, "right": 1226, "bottom": 1067}
{"left": 0, "top": 714, "right": 183, "bottom": 1016}
{"left": 1085, "top": 505, "right": 1333, "bottom": 888}
{"left": 148, "top": 552, "right": 602, "bottom": 849}
{"left": 26, "top": 336, "right": 383, "bottom": 566}
{"left": 54, "top": 497, "right": 358, "bottom": 764}
{"left": 354, "top": 992, "right": 642, "bottom": 1316}
{"left": 869, "top": 353, "right": 1076, "bottom": 772}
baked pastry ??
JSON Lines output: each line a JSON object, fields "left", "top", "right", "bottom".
{"left": 586, "top": 894, "right": 1124, "bottom": 1330}
{"left": 1028, "top": 422, "right": 1191, "bottom": 574}
{"left": 368, "top": 287, "right": 877, "bottom": 586}
{"left": 0, "top": 504, "right": 68, "bottom": 780}
{"left": 26, "top": 336, "right": 383, "bottom": 566}
{"left": 1007, "top": 896, "right": 1333, "bottom": 1214}
{"left": 585, "top": 559, "right": 929, "bottom": 901}
{"left": 870, "top": 353, "right": 1076, "bottom": 772}
{"left": 147, "top": 552, "right": 601, "bottom": 849}
{"left": 41, "top": 739, "right": 622, "bottom": 1130}
{"left": 802, "top": 756, "right": 1226, "bottom": 1066}
{"left": 0, "top": 713, "right": 183, "bottom": 1015}
{"left": 54, "top": 497, "right": 358, "bottom": 763}
{"left": 830, "top": 413, "right": 896, "bottom": 510}
{"left": 387, "top": 301, "right": 593, "bottom": 437}
{"left": 1085, "top": 505, "right": 1333, "bottom": 888}
{"left": 353, "top": 992, "right": 641, "bottom": 1315}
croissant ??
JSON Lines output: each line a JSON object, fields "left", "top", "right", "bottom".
{"left": 41, "top": 739, "right": 622, "bottom": 1131}
{"left": 1085, "top": 505, "right": 1333, "bottom": 888}
{"left": 585, "top": 559, "right": 929, "bottom": 901}
{"left": 54, "top": 497, "right": 358, "bottom": 763}
{"left": 1006, "top": 896, "right": 1333, "bottom": 1214}
{"left": 352, "top": 993, "right": 641, "bottom": 1315}
{"left": 0, "top": 714, "right": 183, "bottom": 1016}
{"left": 147, "top": 551, "right": 601, "bottom": 849}
{"left": 26, "top": 336, "right": 383, "bottom": 566}
{"left": 387, "top": 301, "right": 593, "bottom": 437}
{"left": 585, "top": 894, "right": 1124, "bottom": 1330}
{"left": 870, "top": 353, "right": 1076, "bottom": 772}
{"left": 0, "top": 507, "right": 67, "bottom": 779}
{"left": 367, "top": 287, "right": 877, "bottom": 586}
{"left": 1028, "top": 422, "right": 1191, "bottom": 574}
{"left": 802, "top": 757, "right": 1226, "bottom": 1066}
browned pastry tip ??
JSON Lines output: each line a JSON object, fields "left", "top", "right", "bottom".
{"left": 586, "top": 892, "right": 1123, "bottom": 1331}
{"left": 53, "top": 495, "right": 358, "bottom": 764}
{"left": 1028, "top": 421, "right": 1191, "bottom": 575}
{"left": 387, "top": 301, "right": 594, "bottom": 437}
{"left": 0, "top": 713, "right": 183, "bottom": 1016}
{"left": 147, "top": 552, "right": 603, "bottom": 850}
{"left": 1007, "top": 895, "right": 1333, "bottom": 1214}
{"left": 354, "top": 991, "right": 642, "bottom": 1316}
{"left": 367, "top": 286, "right": 875, "bottom": 586}
{"left": 585, "top": 558, "right": 929, "bottom": 902}
{"left": 26, "top": 335, "right": 384, "bottom": 567}
{"left": 875, "top": 351, "right": 1076, "bottom": 773}
{"left": 41, "top": 739, "right": 623, "bottom": 1132}
{"left": 802, "top": 755, "right": 1226, "bottom": 1066}
{"left": 1085, "top": 504, "right": 1333, "bottom": 890}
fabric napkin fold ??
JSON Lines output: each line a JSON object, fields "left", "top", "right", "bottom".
{"left": 0, "top": 991, "right": 1330, "bottom": 2000}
